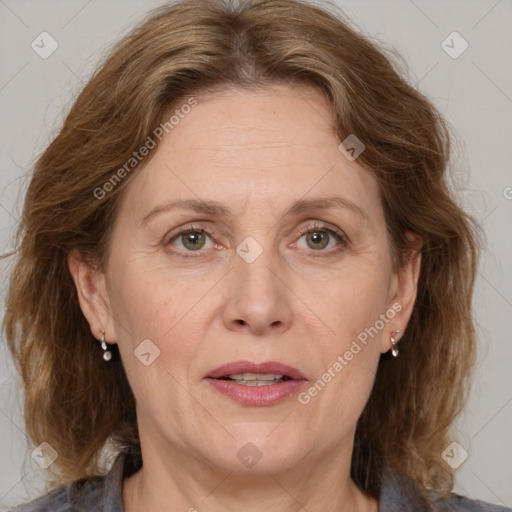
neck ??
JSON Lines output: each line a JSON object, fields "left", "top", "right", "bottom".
{"left": 123, "top": 440, "right": 378, "bottom": 512}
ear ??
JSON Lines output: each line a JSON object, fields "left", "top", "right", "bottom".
{"left": 68, "top": 248, "right": 116, "bottom": 344}
{"left": 381, "top": 234, "right": 422, "bottom": 354}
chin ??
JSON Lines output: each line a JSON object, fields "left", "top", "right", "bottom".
{"left": 198, "top": 425, "right": 308, "bottom": 474}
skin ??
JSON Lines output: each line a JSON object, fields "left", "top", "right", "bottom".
{"left": 69, "top": 84, "right": 421, "bottom": 512}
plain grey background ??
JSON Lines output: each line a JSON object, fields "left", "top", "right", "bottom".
{"left": 0, "top": 0, "right": 511, "bottom": 509}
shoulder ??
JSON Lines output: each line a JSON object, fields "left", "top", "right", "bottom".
{"left": 5, "top": 449, "right": 132, "bottom": 512}
{"left": 379, "top": 468, "right": 511, "bottom": 512}
{"left": 6, "top": 475, "right": 105, "bottom": 512}
{"left": 7, "top": 485, "right": 70, "bottom": 511}
{"left": 427, "top": 491, "right": 511, "bottom": 511}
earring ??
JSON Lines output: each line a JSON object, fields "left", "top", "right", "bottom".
{"left": 100, "top": 330, "right": 112, "bottom": 361}
{"left": 390, "top": 330, "right": 401, "bottom": 357}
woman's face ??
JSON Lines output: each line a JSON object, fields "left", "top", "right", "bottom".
{"left": 73, "top": 84, "right": 419, "bottom": 475}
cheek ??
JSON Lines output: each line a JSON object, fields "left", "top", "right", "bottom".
{"left": 106, "top": 251, "right": 182, "bottom": 338}
{"left": 301, "top": 299, "right": 386, "bottom": 434}
{"left": 106, "top": 260, "right": 204, "bottom": 423}
{"left": 306, "top": 261, "right": 392, "bottom": 341}
{"left": 302, "top": 262, "right": 392, "bottom": 405}
{"left": 107, "top": 254, "right": 209, "bottom": 374}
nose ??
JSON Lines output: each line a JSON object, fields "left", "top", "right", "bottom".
{"left": 221, "top": 246, "right": 293, "bottom": 337}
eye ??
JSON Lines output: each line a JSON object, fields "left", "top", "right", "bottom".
{"left": 294, "top": 222, "right": 347, "bottom": 255}
{"left": 165, "top": 221, "right": 347, "bottom": 259}
{"left": 176, "top": 230, "right": 209, "bottom": 251}
{"left": 166, "top": 223, "right": 219, "bottom": 257}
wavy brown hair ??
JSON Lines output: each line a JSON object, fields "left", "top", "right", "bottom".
{"left": 2, "top": 0, "right": 479, "bottom": 500}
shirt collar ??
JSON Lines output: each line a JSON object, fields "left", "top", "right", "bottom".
{"left": 101, "top": 446, "right": 142, "bottom": 512}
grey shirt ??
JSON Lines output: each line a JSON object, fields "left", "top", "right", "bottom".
{"left": 7, "top": 447, "right": 511, "bottom": 512}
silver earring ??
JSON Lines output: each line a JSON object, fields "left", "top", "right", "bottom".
{"left": 100, "top": 330, "right": 112, "bottom": 361}
{"left": 390, "top": 330, "right": 401, "bottom": 357}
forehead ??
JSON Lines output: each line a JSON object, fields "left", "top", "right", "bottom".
{"left": 168, "top": 85, "right": 338, "bottom": 166}
{"left": 120, "top": 84, "right": 382, "bottom": 223}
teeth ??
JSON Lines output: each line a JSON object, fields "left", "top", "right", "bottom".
{"left": 224, "top": 373, "right": 287, "bottom": 386}
{"left": 230, "top": 380, "right": 281, "bottom": 386}
{"left": 228, "top": 373, "right": 283, "bottom": 381}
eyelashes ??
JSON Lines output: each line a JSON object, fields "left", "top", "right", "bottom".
{"left": 164, "top": 221, "right": 348, "bottom": 259}
{"left": 292, "top": 222, "right": 347, "bottom": 256}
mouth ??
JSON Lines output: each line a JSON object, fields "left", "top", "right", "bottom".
{"left": 216, "top": 373, "right": 293, "bottom": 386}
{"left": 206, "top": 360, "right": 307, "bottom": 383}
{"left": 204, "top": 360, "right": 308, "bottom": 406}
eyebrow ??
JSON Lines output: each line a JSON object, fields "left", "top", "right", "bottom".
{"left": 141, "top": 196, "right": 370, "bottom": 226}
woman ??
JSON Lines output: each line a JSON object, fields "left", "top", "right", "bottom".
{"left": 2, "top": 0, "right": 509, "bottom": 510}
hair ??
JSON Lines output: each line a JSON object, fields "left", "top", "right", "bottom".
{"left": 2, "top": 0, "right": 479, "bottom": 500}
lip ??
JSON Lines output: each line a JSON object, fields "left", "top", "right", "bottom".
{"left": 204, "top": 360, "right": 308, "bottom": 406}
{"left": 206, "top": 360, "right": 307, "bottom": 380}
